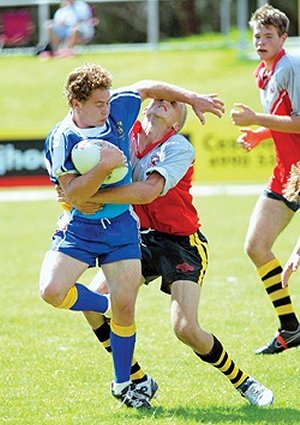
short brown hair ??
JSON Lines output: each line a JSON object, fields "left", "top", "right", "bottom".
{"left": 64, "top": 63, "right": 113, "bottom": 105}
{"left": 249, "top": 4, "right": 289, "bottom": 37}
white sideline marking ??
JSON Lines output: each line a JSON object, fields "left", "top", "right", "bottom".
{"left": 191, "top": 184, "right": 264, "bottom": 197}
{"left": 0, "top": 184, "right": 265, "bottom": 202}
{"left": 0, "top": 189, "right": 55, "bottom": 202}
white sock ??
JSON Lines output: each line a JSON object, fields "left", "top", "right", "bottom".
{"left": 112, "top": 380, "right": 131, "bottom": 395}
{"left": 104, "top": 293, "right": 111, "bottom": 318}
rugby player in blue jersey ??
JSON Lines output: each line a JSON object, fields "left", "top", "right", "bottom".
{"left": 40, "top": 63, "right": 225, "bottom": 409}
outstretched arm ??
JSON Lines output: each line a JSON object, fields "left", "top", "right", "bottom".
{"left": 230, "top": 104, "right": 273, "bottom": 152}
{"left": 132, "top": 80, "right": 225, "bottom": 125}
{"left": 231, "top": 103, "right": 300, "bottom": 133}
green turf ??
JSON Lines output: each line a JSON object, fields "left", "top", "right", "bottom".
{"left": 1, "top": 40, "right": 280, "bottom": 183}
{"left": 1, "top": 37, "right": 300, "bottom": 423}
{"left": 1, "top": 192, "right": 300, "bottom": 424}
{"left": 0, "top": 44, "right": 266, "bottom": 181}
{"left": 0, "top": 47, "right": 257, "bottom": 137}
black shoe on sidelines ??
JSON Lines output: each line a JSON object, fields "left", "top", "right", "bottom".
{"left": 35, "top": 42, "right": 53, "bottom": 56}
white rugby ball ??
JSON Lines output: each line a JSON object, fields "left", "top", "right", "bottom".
{"left": 71, "top": 139, "right": 128, "bottom": 184}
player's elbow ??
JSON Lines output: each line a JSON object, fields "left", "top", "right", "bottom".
{"left": 140, "top": 176, "right": 165, "bottom": 203}
{"left": 66, "top": 192, "right": 82, "bottom": 207}
{"left": 134, "top": 185, "right": 161, "bottom": 204}
{"left": 138, "top": 191, "right": 158, "bottom": 204}
{"left": 64, "top": 185, "right": 89, "bottom": 206}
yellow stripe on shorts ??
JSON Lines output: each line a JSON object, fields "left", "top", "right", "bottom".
{"left": 189, "top": 232, "right": 208, "bottom": 285}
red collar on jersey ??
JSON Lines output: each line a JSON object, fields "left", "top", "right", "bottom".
{"left": 254, "top": 49, "right": 286, "bottom": 90}
{"left": 132, "top": 120, "right": 176, "bottom": 159}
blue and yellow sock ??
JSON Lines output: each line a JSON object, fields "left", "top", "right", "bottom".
{"left": 57, "top": 283, "right": 109, "bottom": 313}
{"left": 93, "top": 320, "right": 146, "bottom": 382}
{"left": 110, "top": 319, "right": 136, "bottom": 383}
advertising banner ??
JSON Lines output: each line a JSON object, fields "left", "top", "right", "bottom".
{"left": 0, "top": 135, "right": 275, "bottom": 186}
{"left": 192, "top": 131, "right": 275, "bottom": 183}
{"left": 0, "top": 139, "right": 49, "bottom": 186}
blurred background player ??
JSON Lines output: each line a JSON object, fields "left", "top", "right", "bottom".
{"left": 230, "top": 4, "right": 300, "bottom": 355}
{"left": 40, "top": 0, "right": 97, "bottom": 58}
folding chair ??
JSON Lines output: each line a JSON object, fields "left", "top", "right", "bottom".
{"left": 0, "top": 9, "right": 35, "bottom": 48}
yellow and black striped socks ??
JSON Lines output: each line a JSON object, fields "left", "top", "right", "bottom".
{"left": 258, "top": 258, "right": 299, "bottom": 331}
{"left": 195, "top": 335, "right": 248, "bottom": 389}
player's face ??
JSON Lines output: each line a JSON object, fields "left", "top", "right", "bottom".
{"left": 146, "top": 99, "right": 184, "bottom": 128}
{"left": 73, "top": 88, "right": 110, "bottom": 128}
{"left": 252, "top": 24, "right": 287, "bottom": 66}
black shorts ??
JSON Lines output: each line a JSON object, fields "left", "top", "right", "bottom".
{"left": 141, "top": 229, "right": 209, "bottom": 294}
{"left": 263, "top": 189, "right": 300, "bottom": 212}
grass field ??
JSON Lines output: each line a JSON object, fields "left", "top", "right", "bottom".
{"left": 1, "top": 36, "right": 300, "bottom": 423}
{"left": 1, "top": 190, "right": 300, "bottom": 425}
{"left": 0, "top": 45, "right": 257, "bottom": 137}
{"left": 0, "top": 45, "right": 277, "bottom": 184}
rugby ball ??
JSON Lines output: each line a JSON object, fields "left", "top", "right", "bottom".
{"left": 71, "top": 140, "right": 128, "bottom": 184}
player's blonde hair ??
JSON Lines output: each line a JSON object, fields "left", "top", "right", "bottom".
{"left": 283, "top": 161, "right": 300, "bottom": 203}
{"left": 249, "top": 4, "right": 289, "bottom": 37}
{"left": 64, "top": 63, "right": 113, "bottom": 105}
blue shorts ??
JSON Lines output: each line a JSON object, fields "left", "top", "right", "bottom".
{"left": 50, "top": 210, "right": 141, "bottom": 266}
{"left": 52, "top": 24, "right": 73, "bottom": 41}
{"left": 52, "top": 23, "right": 94, "bottom": 42}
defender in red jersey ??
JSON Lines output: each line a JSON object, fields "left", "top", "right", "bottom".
{"left": 230, "top": 4, "right": 300, "bottom": 355}
{"left": 71, "top": 97, "right": 273, "bottom": 407}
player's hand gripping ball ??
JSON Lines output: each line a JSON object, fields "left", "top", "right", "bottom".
{"left": 71, "top": 139, "right": 128, "bottom": 184}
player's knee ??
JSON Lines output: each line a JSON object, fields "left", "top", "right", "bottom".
{"left": 245, "top": 238, "right": 267, "bottom": 261}
{"left": 111, "top": 299, "right": 135, "bottom": 324}
{"left": 244, "top": 235, "right": 258, "bottom": 255}
{"left": 244, "top": 240, "right": 253, "bottom": 257}
{"left": 173, "top": 321, "right": 191, "bottom": 345}
{"left": 39, "top": 282, "right": 63, "bottom": 306}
